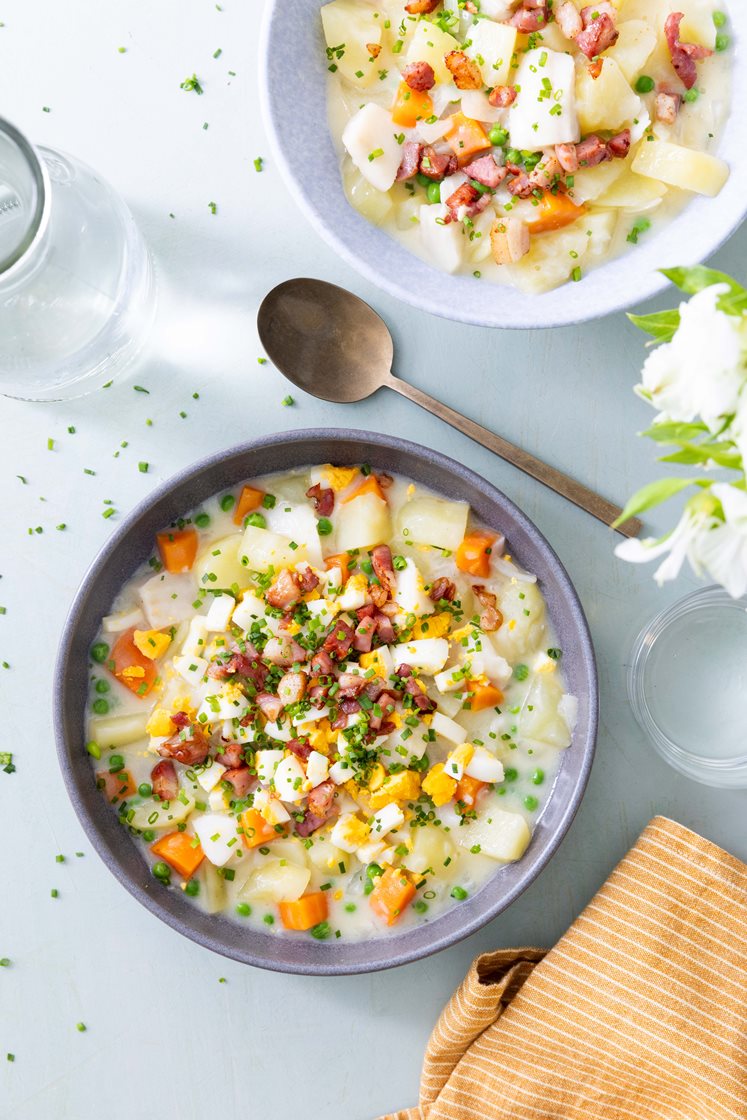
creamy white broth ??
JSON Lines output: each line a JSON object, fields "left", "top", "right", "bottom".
{"left": 325, "top": 0, "right": 732, "bottom": 293}
{"left": 86, "top": 466, "right": 574, "bottom": 942}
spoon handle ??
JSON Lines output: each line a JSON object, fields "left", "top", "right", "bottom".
{"left": 385, "top": 374, "right": 641, "bottom": 539}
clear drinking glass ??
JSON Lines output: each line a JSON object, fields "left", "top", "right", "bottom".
{"left": 628, "top": 586, "right": 747, "bottom": 787}
{"left": 0, "top": 117, "right": 156, "bottom": 401}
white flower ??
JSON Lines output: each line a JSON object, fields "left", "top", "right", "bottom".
{"left": 615, "top": 503, "right": 714, "bottom": 586}
{"left": 731, "top": 384, "right": 747, "bottom": 471}
{"left": 695, "top": 484, "right": 747, "bottom": 599}
{"left": 637, "top": 285, "right": 746, "bottom": 431}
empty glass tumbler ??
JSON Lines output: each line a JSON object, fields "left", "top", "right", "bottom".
{"left": 0, "top": 117, "right": 155, "bottom": 401}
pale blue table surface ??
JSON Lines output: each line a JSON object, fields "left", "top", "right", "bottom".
{"left": 1, "top": 3, "right": 745, "bottom": 1118}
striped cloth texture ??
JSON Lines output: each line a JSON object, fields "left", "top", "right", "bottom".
{"left": 383, "top": 816, "right": 747, "bottom": 1120}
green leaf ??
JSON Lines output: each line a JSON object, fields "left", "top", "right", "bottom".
{"left": 627, "top": 308, "right": 681, "bottom": 342}
{"left": 640, "top": 420, "right": 709, "bottom": 444}
{"left": 658, "top": 441, "right": 742, "bottom": 470}
{"left": 661, "top": 266, "right": 747, "bottom": 316}
{"left": 612, "top": 477, "right": 696, "bottom": 528}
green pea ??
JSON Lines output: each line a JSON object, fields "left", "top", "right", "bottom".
{"left": 524, "top": 795, "right": 539, "bottom": 811}
{"left": 317, "top": 517, "right": 333, "bottom": 536}
{"left": 683, "top": 88, "right": 699, "bottom": 102}
{"left": 138, "top": 782, "right": 152, "bottom": 798}
{"left": 310, "top": 921, "right": 331, "bottom": 940}
{"left": 219, "top": 494, "right": 235, "bottom": 512}
{"left": 245, "top": 512, "right": 266, "bottom": 528}
{"left": 262, "top": 493, "right": 276, "bottom": 509}
{"left": 506, "top": 148, "right": 522, "bottom": 165}
{"left": 152, "top": 861, "right": 171, "bottom": 882}
{"left": 366, "top": 862, "right": 383, "bottom": 879}
{"left": 426, "top": 181, "right": 441, "bottom": 204}
{"left": 415, "top": 172, "right": 432, "bottom": 187}
{"left": 263, "top": 913, "right": 274, "bottom": 925}
{"left": 194, "top": 512, "right": 211, "bottom": 529}
{"left": 108, "top": 754, "right": 125, "bottom": 773}
{"left": 90, "top": 642, "right": 109, "bottom": 664}
{"left": 531, "top": 769, "right": 545, "bottom": 786}
{"left": 413, "top": 900, "right": 428, "bottom": 913}
{"left": 713, "top": 9, "right": 726, "bottom": 25}
{"left": 95, "top": 679, "right": 110, "bottom": 694}
{"left": 185, "top": 880, "right": 200, "bottom": 897}
{"left": 450, "top": 886, "right": 468, "bottom": 901}
{"left": 635, "top": 74, "right": 655, "bottom": 93}
{"left": 142, "top": 829, "right": 156, "bottom": 842}
{"left": 715, "top": 31, "right": 729, "bottom": 50}
{"left": 504, "top": 767, "right": 518, "bottom": 782}
{"left": 488, "top": 125, "right": 508, "bottom": 146}
{"left": 86, "top": 741, "right": 101, "bottom": 759}
{"left": 236, "top": 902, "right": 252, "bottom": 917}
{"left": 92, "top": 698, "right": 110, "bottom": 715}
{"left": 513, "top": 664, "right": 529, "bottom": 681}
{"left": 522, "top": 151, "right": 541, "bottom": 171}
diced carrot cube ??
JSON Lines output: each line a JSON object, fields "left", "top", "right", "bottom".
{"left": 391, "top": 81, "right": 433, "bottom": 128}
{"left": 151, "top": 831, "right": 205, "bottom": 879}
{"left": 156, "top": 527, "right": 199, "bottom": 573}
{"left": 324, "top": 553, "right": 352, "bottom": 584}
{"left": 107, "top": 627, "right": 158, "bottom": 697}
{"left": 455, "top": 531, "right": 496, "bottom": 578}
{"left": 239, "top": 808, "right": 286, "bottom": 849}
{"left": 445, "top": 112, "right": 492, "bottom": 166}
{"left": 369, "top": 867, "right": 416, "bottom": 926}
{"left": 465, "top": 680, "right": 504, "bottom": 711}
{"left": 526, "top": 191, "right": 586, "bottom": 234}
{"left": 279, "top": 891, "right": 329, "bottom": 931}
{"left": 233, "top": 485, "right": 265, "bottom": 526}
{"left": 96, "top": 768, "right": 136, "bottom": 803}
{"left": 455, "top": 774, "right": 487, "bottom": 812}
{"left": 343, "top": 475, "right": 386, "bottom": 504}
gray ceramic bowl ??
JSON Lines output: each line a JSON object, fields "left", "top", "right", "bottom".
{"left": 259, "top": 1, "right": 747, "bottom": 329}
{"left": 54, "top": 430, "right": 597, "bottom": 974}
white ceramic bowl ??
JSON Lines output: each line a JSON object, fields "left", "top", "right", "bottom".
{"left": 259, "top": 1, "right": 747, "bottom": 328}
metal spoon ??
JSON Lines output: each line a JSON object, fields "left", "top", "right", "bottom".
{"left": 257, "top": 278, "right": 641, "bottom": 538}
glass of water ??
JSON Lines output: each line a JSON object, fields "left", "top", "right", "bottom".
{"left": 0, "top": 116, "right": 156, "bottom": 401}
{"left": 628, "top": 586, "right": 747, "bottom": 787}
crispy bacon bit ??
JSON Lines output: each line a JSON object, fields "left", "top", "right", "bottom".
{"left": 587, "top": 57, "right": 604, "bottom": 79}
{"left": 215, "top": 741, "right": 245, "bottom": 769}
{"left": 446, "top": 181, "right": 481, "bottom": 216}
{"left": 377, "top": 473, "right": 394, "bottom": 489}
{"left": 580, "top": 1, "right": 617, "bottom": 22}
{"left": 353, "top": 615, "right": 376, "bottom": 653}
{"left": 286, "top": 738, "right": 313, "bottom": 761}
{"left": 170, "top": 710, "right": 191, "bottom": 729}
{"left": 528, "top": 153, "right": 562, "bottom": 191}
{"left": 395, "top": 663, "right": 414, "bottom": 678}
{"left": 464, "top": 154, "right": 506, "bottom": 189}
{"left": 607, "top": 129, "right": 631, "bottom": 159}
{"left": 404, "top": 676, "right": 438, "bottom": 713}
{"left": 655, "top": 90, "right": 682, "bottom": 125}
{"left": 310, "top": 649, "right": 335, "bottom": 676}
{"left": 151, "top": 759, "right": 179, "bottom": 801}
{"left": 664, "top": 12, "right": 712, "bottom": 90}
{"left": 444, "top": 50, "right": 483, "bottom": 91}
{"left": 555, "top": 142, "right": 580, "bottom": 174}
{"left": 295, "top": 565, "right": 319, "bottom": 594}
{"left": 488, "top": 84, "right": 517, "bottom": 108}
{"left": 369, "top": 583, "right": 389, "bottom": 609}
{"left": 576, "top": 12, "right": 618, "bottom": 59}
{"left": 338, "top": 672, "right": 368, "bottom": 698}
{"left": 256, "top": 692, "right": 284, "bottom": 721}
{"left": 338, "top": 697, "right": 361, "bottom": 716}
{"left": 473, "top": 585, "right": 504, "bottom": 633}
{"left": 430, "top": 577, "right": 456, "bottom": 603}
{"left": 402, "top": 60, "right": 435, "bottom": 92}
{"left": 296, "top": 780, "right": 337, "bottom": 837}
{"left": 371, "top": 545, "right": 396, "bottom": 597}
{"left": 366, "top": 41, "right": 381, "bottom": 59}
{"left": 575, "top": 134, "right": 610, "bottom": 168}
{"left": 222, "top": 766, "right": 254, "bottom": 799}
{"left": 322, "top": 618, "right": 355, "bottom": 660}
{"left": 404, "top": 0, "right": 439, "bottom": 12}
{"left": 158, "top": 724, "right": 210, "bottom": 766}
{"left": 266, "top": 568, "right": 302, "bottom": 611}
{"left": 507, "top": 171, "right": 533, "bottom": 198}
{"left": 555, "top": 0, "right": 582, "bottom": 39}
{"left": 277, "top": 670, "right": 308, "bottom": 707}
{"left": 510, "top": 0, "right": 549, "bottom": 32}
{"left": 490, "top": 217, "right": 530, "bottom": 265}
{"left": 368, "top": 691, "right": 398, "bottom": 731}
{"left": 263, "top": 635, "right": 308, "bottom": 667}
{"left": 305, "top": 482, "right": 334, "bottom": 517}
{"left": 307, "top": 683, "right": 330, "bottom": 706}
{"left": 396, "top": 140, "right": 423, "bottom": 182}
{"left": 419, "top": 146, "right": 456, "bottom": 181}
{"left": 374, "top": 612, "right": 396, "bottom": 645}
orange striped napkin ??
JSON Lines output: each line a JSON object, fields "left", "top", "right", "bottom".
{"left": 383, "top": 817, "right": 747, "bottom": 1120}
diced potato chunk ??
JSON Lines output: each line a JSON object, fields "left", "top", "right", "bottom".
{"left": 238, "top": 859, "right": 311, "bottom": 904}
{"left": 491, "top": 582, "right": 546, "bottom": 661}
{"left": 402, "top": 827, "right": 456, "bottom": 876}
{"left": 604, "top": 20, "right": 657, "bottom": 82}
{"left": 405, "top": 21, "right": 460, "bottom": 85}
{"left": 457, "top": 810, "right": 532, "bottom": 862}
{"left": 419, "top": 203, "right": 464, "bottom": 274}
{"left": 89, "top": 712, "right": 149, "bottom": 749}
{"left": 335, "top": 491, "right": 392, "bottom": 552}
{"left": 342, "top": 104, "right": 403, "bottom": 194}
{"left": 510, "top": 49, "right": 580, "bottom": 149}
{"left": 464, "top": 20, "right": 517, "bottom": 87}
{"left": 596, "top": 166, "right": 667, "bottom": 210}
{"left": 344, "top": 167, "right": 393, "bottom": 224}
{"left": 321, "top": 1, "right": 382, "bottom": 89}
{"left": 576, "top": 57, "right": 642, "bottom": 133}
{"left": 569, "top": 159, "right": 626, "bottom": 205}
{"left": 521, "top": 674, "right": 572, "bottom": 748}
{"left": 631, "top": 140, "right": 729, "bottom": 197}
{"left": 506, "top": 211, "right": 615, "bottom": 294}
{"left": 395, "top": 496, "right": 469, "bottom": 551}
{"left": 195, "top": 533, "right": 253, "bottom": 591}
{"left": 129, "top": 792, "right": 195, "bottom": 831}
{"left": 239, "top": 524, "right": 308, "bottom": 572}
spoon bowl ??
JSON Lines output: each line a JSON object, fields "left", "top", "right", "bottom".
{"left": 257, "top": 278, "right": 641, "bottom": 538}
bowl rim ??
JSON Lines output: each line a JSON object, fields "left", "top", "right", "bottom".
{"left": 258, "top": 0, "right": 747, "bottom": 329}
{"left": 54, "top": 428, "right": 598, "bottom": 974}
